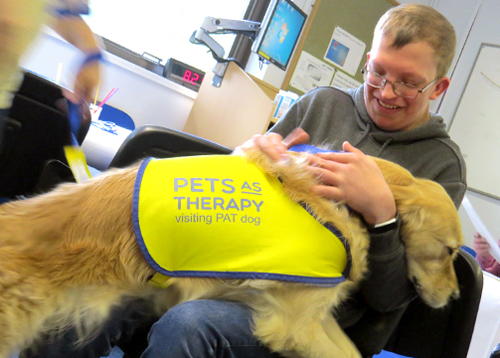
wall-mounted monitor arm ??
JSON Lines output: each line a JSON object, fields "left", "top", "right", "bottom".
{"left": 199, "top": 17, "right": 261, "bottom": 38}
{"left": 191, "top": 17, "right": 261, "bottom": 86}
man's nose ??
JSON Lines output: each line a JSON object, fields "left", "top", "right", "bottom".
{"left": 380, "top": 81, "right": 398, "bottom": 99}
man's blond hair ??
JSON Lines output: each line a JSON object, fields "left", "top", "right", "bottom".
{"left": 374, "top": 4, "right": 456, "bottom": 78}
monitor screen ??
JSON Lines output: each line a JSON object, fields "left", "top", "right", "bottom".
{"left": 252, "top": 0, "right": 307, "bottom": 71}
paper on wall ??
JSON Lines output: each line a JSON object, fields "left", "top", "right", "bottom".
{"left": 290, "top": 51, "right": 335, "bottom": 93}
{"left": 331, "top": 71, "right": 362, "bottom": 90}
{"left": 323, "top": 27, "right": 366, "bottom": 76}
{"left": 462, "top": 195, "right": 500, "bottom": 263}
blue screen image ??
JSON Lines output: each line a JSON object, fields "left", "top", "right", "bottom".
{"left": 325, "top": 40, "right": 350, "bottom": 67}
{"left": 258, "top": 0, "right": 306, "bottom": 69}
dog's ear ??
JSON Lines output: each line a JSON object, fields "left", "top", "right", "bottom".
{"left": 390, "top": 178, "right": 460, "bottom": 241}
{"left": 374, "top": 156, "right": 463, "bottom": 251}
{"left": 390, "top": 183, "right": 427, "bottom": 229}
{"left": 372, "top": 156, "right": 427, "bottom": 230}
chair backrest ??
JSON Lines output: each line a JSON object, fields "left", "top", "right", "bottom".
{"left": 383, "top": 249, "right": 484, "bottom": 358}
{"left": 18, "top": 70, "right": 91, "bottom": 144}
{"left": 491, "top": 344, "right": 500, "bottom": 358}
{"left": 108, "top": 124, "right": 232, "bottom": 169}
{"left": 0, "top": 71, "right": 90, "bottom": 198}
{"left": 0, "top": 94, "right": 72, "bottom": 198}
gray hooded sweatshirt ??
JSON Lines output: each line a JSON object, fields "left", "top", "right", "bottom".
{"left": 269, "top": 85, "right": 466, "bottom": 335}
{"left": 271, "top": 85, "right": 466, "bottom": 207}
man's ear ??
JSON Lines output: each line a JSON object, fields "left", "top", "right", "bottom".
{"left": 429, "top": 77, "right": 450, "bottom": 100}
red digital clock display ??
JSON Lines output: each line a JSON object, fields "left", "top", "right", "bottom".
{"left": 164, "top": 59, "right": 205, "bottom": 92}
{"left": 182, "top": 69, "right": 202, "bottom": 86}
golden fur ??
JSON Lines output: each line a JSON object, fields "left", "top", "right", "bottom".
{"left": 0, "top": 149, "right": 463, "bottom": 358}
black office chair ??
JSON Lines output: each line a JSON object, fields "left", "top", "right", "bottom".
{"left": 0, "top": 71, "right": 90, "bottom": 199}
{"left": 17, "top": 70, "right": 91, "bottom": 144}
{"left": 0, "top": 117, "right": 22, "bottom": 144}
{"left": 491, "top": 344, "right": 500, "bottom": 358}
{"left": 108, "top": 124, "right": 232, "bottom": 169}
{"left": 0, "top": 94, "right": 73, "bottom": 198}
{"left": 381, "top": 249, "right": 483, "bottom": 358}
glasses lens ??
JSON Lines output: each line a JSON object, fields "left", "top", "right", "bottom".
{"left": 393, "top": 84, "right": 418, "bottom": 98}
{"left": 364, "top": 70, "right": 384, "bottom": 87}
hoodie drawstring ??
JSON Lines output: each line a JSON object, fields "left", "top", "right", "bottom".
{"left": 353, "top": 122, "right": 371, "bottom": 147}
{"left": 352, "top": 122, "right": 394, "bottom": 156}
{"left": 377, "top": 138, "right": 394, "bottom": 156}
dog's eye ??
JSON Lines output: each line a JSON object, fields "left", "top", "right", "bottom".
{"left": 447, "top": 247, "right": 454, "bottom": 256}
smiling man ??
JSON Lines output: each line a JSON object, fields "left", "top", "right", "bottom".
{"left": 363, "top": 7, "right": 454, "bottom": 132}
{"left": 137, "top": 4, "right": 467, "bottom": 358}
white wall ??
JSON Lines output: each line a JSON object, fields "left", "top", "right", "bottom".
{"left": 414, "top": 0, "right": 500, "bottom": 251}
{"left": 19, "top": 28, "right": 196, "bottom": 131}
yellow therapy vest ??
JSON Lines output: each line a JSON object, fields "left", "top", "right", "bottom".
{"left": 132, "top": 155, "right": 351, "bottom": 287}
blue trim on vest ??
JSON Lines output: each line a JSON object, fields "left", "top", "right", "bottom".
{"left": 289, "top": 144, "right": 340, "bottom": 154}
{"left": 133, "top": 157, "right": 164, "bottom": 274}
{"left": 132, "top": 157, "right": 349, "bottom": 287}
{"left": 153, "top": 270, "right": 346, "bottom": 286}
{"left": 325, "top": 222, "right": 352, "bottom": 278}
{"left": 300, "top": 204, "right": 351, "bottom": 279}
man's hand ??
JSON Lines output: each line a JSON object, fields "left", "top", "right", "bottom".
{"left": 237, "top": 128, "right": 309, "bottom": 161}
{"left": 238, "top": 130, "right": 396, "bottom": 225}
{"left": 305, "top": 141, "right": 397, "bottom": 225}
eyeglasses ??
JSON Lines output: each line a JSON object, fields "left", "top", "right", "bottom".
{"left": 361, "top": 65, "right": 438, "bottom": 99}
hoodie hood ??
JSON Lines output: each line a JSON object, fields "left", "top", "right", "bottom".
{"left": 347, "top": 85, "right": 450, "bottom": 147}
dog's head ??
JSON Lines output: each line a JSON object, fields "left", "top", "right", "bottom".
{"left": 373, "top": 157, "right": 464, "bottom": 309}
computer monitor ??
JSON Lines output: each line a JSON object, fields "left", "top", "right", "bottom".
{"left": 252, "top": 0, "right": 307, "bottom": 71}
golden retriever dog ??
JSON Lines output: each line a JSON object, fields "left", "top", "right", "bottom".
{"left": 0, "top": 148, "right": 463, "bottom": 358}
